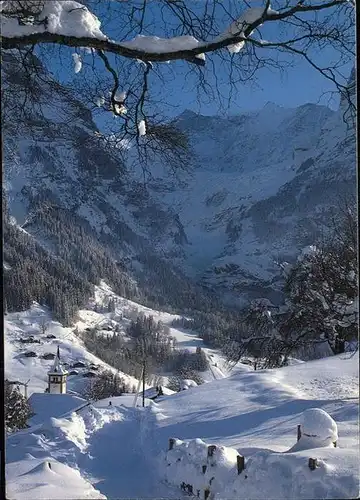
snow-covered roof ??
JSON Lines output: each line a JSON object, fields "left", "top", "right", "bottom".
{"left": 28, "top": 393, "right": 86, "bottom": 426}
{"left": 180, "top": 379, "right": 198, "bottom": 390}
{"left": 143, "top": 386, "right": 176, "bottom": 399}
{"left": 160, "top": 387, "right": 176, "bottom": 396}
{"left": 48, "top": 346, "right": 68, "bottom": 375}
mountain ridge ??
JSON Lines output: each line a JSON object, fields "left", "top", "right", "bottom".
{"left": 145, "top": 89, "right": 355, "bottom": 304}
{"left": 3, "top": 52, "right": 356, "bottom": 308}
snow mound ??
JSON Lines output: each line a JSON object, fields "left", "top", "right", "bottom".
{"left": 7, "top": 457, "right": 105, "bottom": 499}
{"left": 22, "top": 460, "right": 55, "bottom": 475}
{"left": 162, "top": 438, "right": 359, "bottom": 500}
{"left": 219, "top": 448, "right": 359, "bottom": 500}
{"left": 41, "top": 405, "right": 124, "bottom": 452}
{"left": 162, "top": 438, "right": 240, "bottom": 493}
{"left": 289, "top": 408, "right": 338, "bottom": 452}
{"left": 6, "top": 404, "right": 127, "bottom": 498}
{"left": 301, "top": 408, "right": 338, "bottom": 443}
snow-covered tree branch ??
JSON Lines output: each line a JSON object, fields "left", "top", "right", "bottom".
{"left": 1, "top": 0, "right": 354, "bottom": 64}
{"left": 1, "top": 1, "right": 352, "bottom": 62}
{"left": 280, "top": 198, "right": 358, "bottom": 355}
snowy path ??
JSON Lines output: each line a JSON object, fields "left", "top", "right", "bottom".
{"left": 77, "top": 404, "right": 182, "bottom": 499}
{"left": 7, "top": 400, "right": 184, "bottom": 500}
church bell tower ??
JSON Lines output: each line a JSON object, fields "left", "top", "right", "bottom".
{"left": 47, "top": 346, "right": 68, "bottom": 394}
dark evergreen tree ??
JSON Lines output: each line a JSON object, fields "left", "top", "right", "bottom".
{"left": 5, "top": 381, "right": 33, "bottom": 433}
{"left": 82, "top": 370, "right": 132, "bottom": 401}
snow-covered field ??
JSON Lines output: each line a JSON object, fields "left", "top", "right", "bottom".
{"left": 5, "top": 282, "right": 359, "bottom": 499}
{"left": 6, "top": 352, "right": 359, "bottom": 499}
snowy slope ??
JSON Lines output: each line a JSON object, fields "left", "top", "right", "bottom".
{"left": 154, "top": 353, "right": 359, "bottom": 499}
{"left": 75, "top": 281, "right": 234, "bottom": 387}
{"left": 4, "top": 280, "right": 218, "bottom": 399}
{"left": 2, "top": 48, "right": 184, "bottom": 261}
{"left": 4, "top": 301, "right": 140, "bottom": 398}
{"left": 84, "top": 280, "right": 204, "bottom": 352}
{"left": 80, "top": 281, "right": 230, "bottom": 384}
{"left": 6, "top": 458, "right": 106, "bottom": 500}
{"left": 3, "top": 51, "right": 204, "bottom": 322}
{"left": 155, "top": 353, "right": 359, "bottom": 449}
{"left": 6, "top": 351, "right": 358, "bottom": 499}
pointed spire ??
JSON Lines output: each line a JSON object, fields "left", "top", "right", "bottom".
{"left": 48, "top": 345, "right": 64, "bottom": 374}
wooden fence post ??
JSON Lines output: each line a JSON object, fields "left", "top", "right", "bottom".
{"left": 207, "top": 445, "right": 217, "bottom": 468}
{"left": 308, "top": 458, "right": 318, "bottom": 470}
{"left": 297, "top": 424, "right": 301, "bottom": 441}
{"left": 237, "top": 455, "right": 245, "bottom": 474}
{"left": 207, "top": 445, "right": 217, "bottom": 457}
{"left": 204, "top": 488, "right": 210, "bottom": 500}
{"left": 169, "top": 438, "right": 177, "bottom": 450}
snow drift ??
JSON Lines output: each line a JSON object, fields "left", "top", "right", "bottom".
{"left": 161, "top": 412, "right": 358, "bottom": 500}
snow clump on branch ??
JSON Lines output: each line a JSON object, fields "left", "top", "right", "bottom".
{"left": 219, "top": 5, "right": 278, "bottom": 53}
{"left": 138, "top": 120, "right": 146, "bottom": 137}
{"left": 1, "top": 0, "right": 107, "bottom": 40}
{"left": 72, "top": 53, "right": 82, "bottom": 73}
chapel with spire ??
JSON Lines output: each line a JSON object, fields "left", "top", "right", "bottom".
{"left": 47, "top": 346, "right": 68, "bottom": 394}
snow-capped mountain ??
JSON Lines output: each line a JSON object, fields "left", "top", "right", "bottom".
{"left": 3, "top": 50, "right": 355, "bottom": 306}
{"left": 2, "top": 51, "right": 184, "bottom": 256}
{"left": 144, "top": 79, "right": 356, "bottom": 303}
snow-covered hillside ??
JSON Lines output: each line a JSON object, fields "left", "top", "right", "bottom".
{"left": 4, "top": 281, "right": 222, "bottom": 399}
{"left": 81, "top": 281, "right": 205, "bottom": 352}
{"left": 6, "top": 348, "right": 359, "bottom": 499}
{"left": 4, "top": 301, "right": 140, "bottom": 398}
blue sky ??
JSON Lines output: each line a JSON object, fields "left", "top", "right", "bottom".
{"left": 52, "top": 1, "right": 354, "bottom": 123}
{"left": 161, "top": 57, "right": 344, "bottom": 116}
